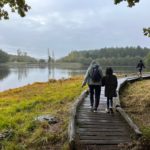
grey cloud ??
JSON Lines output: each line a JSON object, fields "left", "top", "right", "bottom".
{"left": 0, "top": 0, "right": 150, "bottom": 58}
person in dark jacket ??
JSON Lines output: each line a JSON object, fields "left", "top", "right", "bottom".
{"left": 136, "top": 60, "right": 145, "bottom": 77}
{"left": 102, "top": 67, "right": 118, "bottom": 113}
{"left": 82, "top": 60, "right": 103, "bottom": 112}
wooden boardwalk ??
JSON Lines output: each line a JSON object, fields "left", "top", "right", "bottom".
{"left": 75, "top": 79, "right": 133, "bottom": 150}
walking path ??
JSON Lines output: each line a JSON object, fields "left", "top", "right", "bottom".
{"left": 75, "top": 78, "right": 132, "bottom": 150}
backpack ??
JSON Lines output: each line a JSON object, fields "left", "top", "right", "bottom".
{"left": 91, "top": 65, "right": 101, "bottom": 82}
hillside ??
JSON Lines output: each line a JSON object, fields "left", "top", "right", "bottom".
{"left": 9, "top": 54, "right": 38, "bottom": 63}
{"left": 0, "top": 49, "right": 9, "bottom": 63}
{"left": 58, "top": 47, "right": 150, "bottom": 66}
{"left": 0, "top": 49, "right": 38, "bottom": 63}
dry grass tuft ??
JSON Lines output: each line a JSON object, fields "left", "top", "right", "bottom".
{"left": 120, "top": 80, "right": 150, "bottom": 128}
{"left": 120, "top": 80, "right": 150, "bottom": 149}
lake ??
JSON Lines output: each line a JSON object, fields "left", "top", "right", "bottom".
{"left": 0, "top": 64, "right": 147, "bottom": 92}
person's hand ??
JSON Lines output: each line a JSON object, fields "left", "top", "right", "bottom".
{"left": 82, "top": 82, "right": 86, "bottom": 88}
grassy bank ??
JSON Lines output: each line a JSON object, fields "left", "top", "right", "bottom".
{"left": 120, "top": 79, "right": 150, "bottom": 148}
{"left": 54, "top": 62, "right": 83, "bottom": 69}
{"left": 0, "top": 77, "right": 84, "bottom": 150}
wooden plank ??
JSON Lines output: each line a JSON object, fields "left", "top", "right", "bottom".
{"left": 77, "top": 117, "right": 123, "bottom": 121}
{"left": 77, "top": 112, "right": 120, "bottom": 115}
{"left": 79, "top": 139, "right": 130, "bottom": 144}
{"left": 77, "top": 122, "right": 130, "bottom": 126}
{"left": 78, "top": 115, "right": 122, "bottom": 118}
{"left": 78, "top": 125, "right": 129, "bottom": 129}
{"left": 77, "top": 120, "right": 127, "bottom": 123}
{"left": 77, "top": 115, "right": 123, "bottom": 119}
{"left": 77, "top": 131, "right": 129, "bottom": 136}
{"left": 77, "top": 120, "right": 125, "bottom": 123}
{"left": 76, "top": 144, "right": 119, "bottom": 150}
{"left": 77, "top": 115, "right": 122, "bottom": 118}
{"left": 77, "top": 117, "right": 123, "bottom": 120}
{"left": 79, "top": 136, "right": 130, "bottom": 141}
{"left": 78, "top": 128, "right": 127, "bottom": 132}
{"left": 77, "top": 115, "right": 121, "bottom": 118}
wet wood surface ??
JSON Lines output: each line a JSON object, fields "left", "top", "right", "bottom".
{"left": 75, "top": 79, "right": 132, "bottom": 150}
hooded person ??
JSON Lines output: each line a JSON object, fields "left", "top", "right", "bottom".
{"left": 102, "top": 67, "right": 118, "bottom": 113}
{"left": 136, "top": 60, "right": 145, "bottom": 77}
{"left": 82, "top": 60, "right": 103, "bottom": 112}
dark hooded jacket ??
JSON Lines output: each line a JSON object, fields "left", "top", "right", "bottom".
{"left": 102, "top": 75, "right": 118, "bottom": 98}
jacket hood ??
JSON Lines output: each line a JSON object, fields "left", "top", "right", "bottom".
{"left": 90, "top": 60, "right": 97, "bottom": 65}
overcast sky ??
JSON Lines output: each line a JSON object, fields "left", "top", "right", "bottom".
{"left": 0, "top": 0, "right": 150, "bottom": 59}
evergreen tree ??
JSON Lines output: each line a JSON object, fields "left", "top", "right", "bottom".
{"left": 58, "top": 47, "right": 150, "bottom": 66}
{"left": 0, "top": 49, "right": 9, "bottom": 63}
{"left": 145, "top": 52, "right": 150, "bottom": 66}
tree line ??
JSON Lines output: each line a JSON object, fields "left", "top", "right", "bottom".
{"left": 0, "top": 49, "right": 9, "bottom": 63}
{"left": 0, "top": 49, "right": 37, "bottom": 63}
{"left": 58, "top": 46, "right": 150, "bottom": 66}
{"left": 1, "top": 47, "right": 150, "bottom": 66}
{"left": 0, "top": 49, "right": 55, "bottom": 64}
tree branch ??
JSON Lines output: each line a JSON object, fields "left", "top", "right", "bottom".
{"left": 114, "top": 0, "right": 150, "bottom": 37}
{"left": 143, "top": 28, "right": 150, "bottom": 37}
{"left": 114, "top": 0, "right": 140, "bottom": 7}
{"left": 0, "top": 0, "right": 30, "bottom": 20}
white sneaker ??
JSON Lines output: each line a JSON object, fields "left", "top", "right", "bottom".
{"left": 93, "top": 108, "right": 97, "bottom": 112}
{"left": 90, "top": 106, "right": 94, "bottom": 111}
{"left": 105, "top": 108, "right": 110, "bottom": 113}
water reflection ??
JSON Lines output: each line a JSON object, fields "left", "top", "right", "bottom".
{"left": 0, "top": 65, "right": 10, "bottom": 80}
{"left": 16, "top": 66, "right": 29, "bottom": 81}
{"left": 0, "top": 64, "right": 85, "bottom": 91}
{"left": 0, "top": 64, "right": 149, "bottom": 92}
{"left": 68, "top": 70, "right": 85, "bottom": 76}
{"left": 48, "top": 64, "right": 55, "bottom": 79}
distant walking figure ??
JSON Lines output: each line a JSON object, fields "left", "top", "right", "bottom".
{"left": 102, "top": 67, "right": 118, "bottom": 113}
{"left": 82, "top": 60, "right": 103, "bottom": 112}
{"left": 136, "top": 60, "right": 145, "bottom": 77}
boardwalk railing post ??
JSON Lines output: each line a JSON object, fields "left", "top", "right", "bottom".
{"left": 68, "top": 89, "right": 89, "bottom": 150}
{"left": 115, "top": 75, "right": 150, "bottom": 139}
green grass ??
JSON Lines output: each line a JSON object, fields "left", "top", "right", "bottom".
{"left": 120, "top": 80, "right": 150, "bottom": 148}
{"left": 0, "top": 77, "right": 85, "bottom": 149}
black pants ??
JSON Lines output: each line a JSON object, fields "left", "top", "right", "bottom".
{"left": 107, "top": 97, "right": 113, "bottom": 109}
{"left": 139, "top": 69, "right": 142, "bottom": 76}
{"left": 89, "top": 85, "right": 101, "bottom": 109}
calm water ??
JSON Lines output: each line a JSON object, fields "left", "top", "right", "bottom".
{"left": 0, "top": 65, "right": 86, "bottom": 92}
{"left": 0, "top": 64, "right": 146, "bottom": 92}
